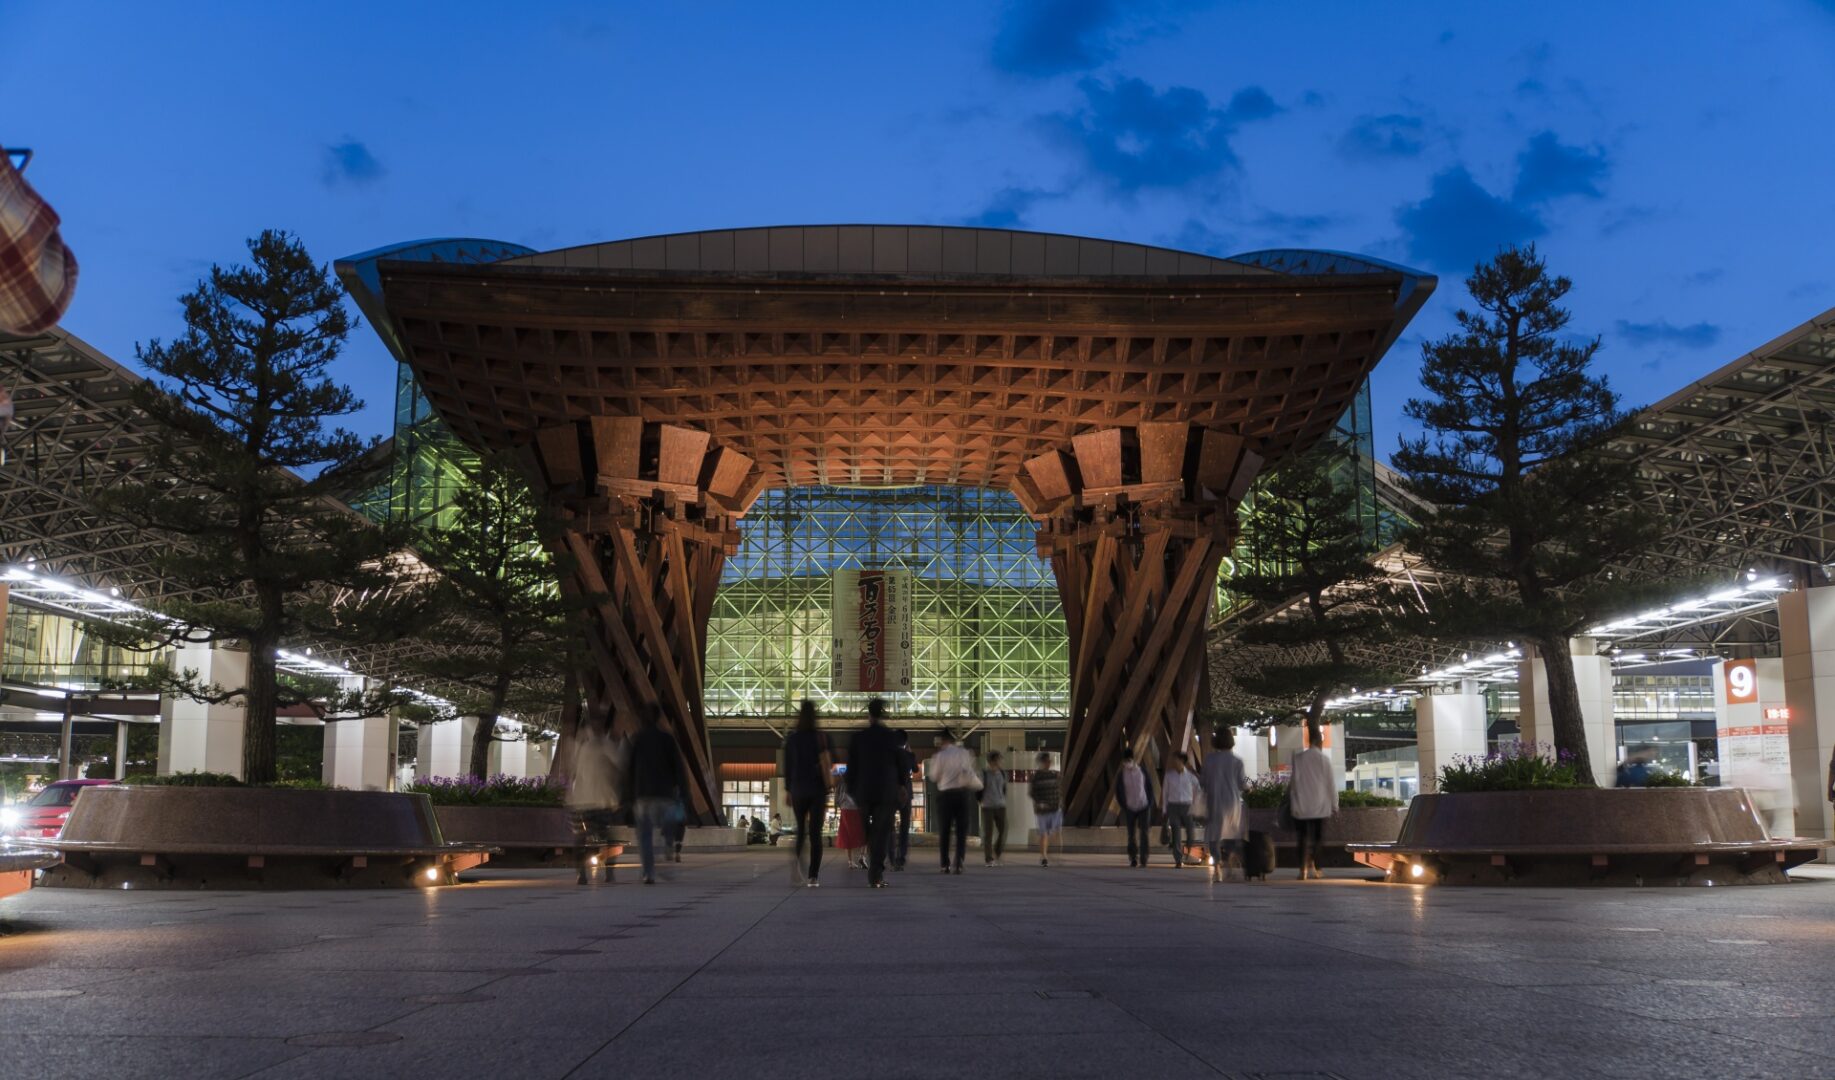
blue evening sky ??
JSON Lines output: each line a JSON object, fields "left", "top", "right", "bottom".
{"left": 7, "top": 1, "right": 1833, "bottom": 457}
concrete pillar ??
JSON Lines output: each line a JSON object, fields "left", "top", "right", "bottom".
{"left": 1234, "top": 726, "right": 1273, "bottom": 778}
{"left": 1781, "top": 586, "right": 1835, "bottom": 844}
{"left": 1519, "top": 637, "right": 1617, "bottom": 786}
{"left": 323, "top": 716, "right": 397, "bottom": 791}
{"left": 416, "top": 717, "right": 478, "bottom": 780}
{"left": 491, "top": 726, "right": 531, "bottom": 778}
{"left": 1274, "top": 721, "right": 1344, "bottom": 782}
{"left": 1711, "top": 657, "right": 1793, "bottom": 837}
{"left": 1415, "top": 682, "right": 1486, "bottom": 793}
{"left": 158, "top": 644, "right": 249, "bottom": 778}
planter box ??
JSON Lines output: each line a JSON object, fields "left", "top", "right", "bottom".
{"left": 608, "top": 825, "right": 749, "bottom": 853}
{"left": 1244, "top": 806, "right": 1408, "bottom": 868}
{"left": 39, "top": 786, "right": 491, "bottom": 890}
{"left": 433, "top": 805, "right": 621, "bottom": 880}
{"left": 1348, "top": 787, "right": 1828, "bottom": 886}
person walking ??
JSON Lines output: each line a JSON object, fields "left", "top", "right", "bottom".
{"left": 928, "top": 729, "right": 981, "bottom": 874}
{"left": 834, "top": 787, "right": 866, "bottom": 869}
{"left": 782, "top": 700, "right": 833, "bottom": 887}
{"left": 630, "top": 704, "right": 686, "bottom": 885}
{"left": 1031, "top": 751, "right": 1063, "bottom": 866}
{"left": 1114, "top": 747, "right": 1155, "bottom": 868}
{"left": 979, "top": 750, "right": 1009, "bottom": 866}
{"left": 845, "top": 697, "right": 905, "bottom": 888}
{"left": 891, "top": 728, "right": 916, "bottom": 871}
{"left": 1289, "top": 739, "right": 1340, "bottom": 881}
{"left": 1161, "top": 751, "right": 1200, "bottom": 869}
{"left": 1200, "top": 729, "right": 1247, "bottom": 883}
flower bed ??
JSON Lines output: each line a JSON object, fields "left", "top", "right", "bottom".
{"left": 406, "top": 774, "right": 567, "bottom": 807}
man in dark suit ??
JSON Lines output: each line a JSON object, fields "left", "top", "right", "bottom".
{"left": 845, "top": 697, "right": 904, "bottom": 888}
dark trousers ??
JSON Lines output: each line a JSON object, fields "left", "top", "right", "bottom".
{"left": 893, "top": 795, "right": 912, "bottom": 867}
{"left": 792, "top": 794, "right": 825, "bottom": 880}
{"left": 861, "top": 799, "right": 896, "bottom": 884}
{"left": 980, "top": 806, "right": 1007, "bottom": 862}
{"left": 937, "top": 788, "right": 973, "bottom": 869}
{"left": 1295, "top": 817, "right": 1325, "bottom": 872}
{"left": 1122, "top": 806, "right": 1152, "bottom": 864}
{"left": 1165, "top": 802, "right": 1194, "bottom": 864}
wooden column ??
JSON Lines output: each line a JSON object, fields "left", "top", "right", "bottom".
{"left": 521, "top": 417, "right": 764, "bottom": 824}
{"left": 1013, "top": 424, "right": 1264, "bottom": 826}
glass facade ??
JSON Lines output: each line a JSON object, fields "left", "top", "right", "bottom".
{"left": 3, "top": 605, "right": 161, "bottom": 689}
{"left": 706, "top": 485, "right": 1067, "bottom": 722}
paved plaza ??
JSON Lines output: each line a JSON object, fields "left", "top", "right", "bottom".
{"left": 2, "top": 855, "right": 1835, "bottom": 1079}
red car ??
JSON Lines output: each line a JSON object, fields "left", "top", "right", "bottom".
{"left": 0, "top": 779, "right": 119, "bottom": 840}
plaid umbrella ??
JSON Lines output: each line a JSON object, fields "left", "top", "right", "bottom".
{"left": 0, "top": 147, "right": 78, "bottom": 335}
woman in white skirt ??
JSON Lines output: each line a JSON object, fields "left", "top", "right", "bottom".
{"left": 1199, "top": 728, "right": 1247, "bottom": 882}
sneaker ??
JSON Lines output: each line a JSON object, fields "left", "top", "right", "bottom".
{"left": 952, "top": 865, "right": 964, "bottom": 875}
{"left": 642, "top": 875, "right": 655, "bottom": 885}
{"left": 1040, "top": 857, "right": 1049, "bottom": 867}
{"left": 872, "top": 880, "right": 890, "bottom": 889}
{"left": 1128, "top": 859, "right": 1138, "bottom": 868}
{"left": 806, "top": 878, "right": 820, "bottom": 888}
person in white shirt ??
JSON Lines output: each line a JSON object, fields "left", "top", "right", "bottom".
{"left": 1161, "top": 752, "right": 1201, "bottom": 868}
{"left": 928, "top": 730, "right": 981, "bottom": 874}
{"left": 1288, "top": 742, "right": 1340, "bottom": 881}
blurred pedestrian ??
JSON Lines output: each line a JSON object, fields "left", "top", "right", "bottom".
{"left": 782, "top": 699, "right": 833, "bottom": 886}
{"left": 1200, "top": 729, "right": 1246, "bottom": 883}
{"left": 1161, "top": 751, "right": 1199, "bottom": 868}
{"left": 1114, "top": 747, "right": 1155, "bottom": 868}
{"left": 1031, "top": 752, "right": 1063, "bottom": 866}
{"left": 630, "top": 704, "right": 686, "bottom": 885}
{"left": 979, "top": 750, "right": 1009, "bottom": 866}
{"left": 929, "top": 729, "right": 981, "bottom": 874}
{"left": 892, "top": 728, "right": 916, "bottom": 871}
{"left": 845, "top": 697, "right": 905, "bottom": 888}
{"left": 835, "top": 787, "right": 866, "bottom": 868}
{"left": 1289, "top": 738, "right": 1339, "bottom": 881}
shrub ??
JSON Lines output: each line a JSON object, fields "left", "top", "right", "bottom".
{"left": 128, "top": 771, "right": 245, "bottom": 788}
{"left": 1338, "top": 789, "right": 1406, "bottom": 808}
{"left": 1640, "top": 769, "right": 1697, "bottom": 788}
{"left": 1241, "top": 775, "right": 1289, "bottom": 809}
{"left": 407, "top": 774, "right": 566, "bottom": 807}
{"left": 1436, "top": 743, "right": 1586, "bottom": 793}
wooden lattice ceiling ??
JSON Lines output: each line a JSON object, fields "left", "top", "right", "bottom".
{"left": 374, "top": 264, "right": 1410, "bottom": 498}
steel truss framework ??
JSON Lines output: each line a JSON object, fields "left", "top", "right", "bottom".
{"left": 0, "top": 329, "right": 456, "bottom": 704}
{"left": 705, "top": 484, "right": 1067, "bottom": 725}
{"left": 340, "top": 227, "right": 1436, "bottom": 823}
{"left": 1208, "top": 305, "right": 1835, "bottom": 710}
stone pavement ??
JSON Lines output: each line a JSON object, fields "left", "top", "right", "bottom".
{"left": 3, "top": 852, "right": 1835, "bottom": 1080}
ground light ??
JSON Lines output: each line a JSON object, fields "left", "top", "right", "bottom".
{"left": 1409, "top": 862, "right": 1425, "bottom": 879}
{"left": 423, "top": 866, "right": 440, "bottom": 883}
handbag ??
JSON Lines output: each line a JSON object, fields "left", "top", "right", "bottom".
{"left": 1276, "top": 795, "right": 1296, "bottom": 831}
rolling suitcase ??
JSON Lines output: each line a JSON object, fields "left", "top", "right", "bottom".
{"left": 1243, "top": 830, "right": 1276, "bottom": 882}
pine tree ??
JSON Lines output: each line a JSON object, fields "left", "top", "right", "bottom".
{"left": 1392, "top": 245, "right": 1653, "bottom": 783}
{"left": 403, "top": 454, "right": 577, "bottom": 779}
{"left": 93, "top": 230, "right": 408, "bottom": 783}
{"left": 1226, "top": 442, "right": 1395, "bottom": 748}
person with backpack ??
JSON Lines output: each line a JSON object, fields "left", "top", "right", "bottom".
{"left": 1161, "top": 751, "right": 1200, "bottom": 869}
{"left": 1031, "top": 751, "right": 1063, "bottom": 866}
{"left": 979, "top": 750, "right": 1009, "bottom": 866}
{"left": 1289, "top": 739, "right": 1340, "bottom": 881}
{"left": 1114, "top": 747, "right": 1155, "bottom": 868}
{"left": 1200, "top": 728, "right": 1247, "bottom": 883}
{"left": 928, "top": 729, "right": 981, "bottom": 874}
{"left": 782, "top": 700, "right": 834, "bottom": 887}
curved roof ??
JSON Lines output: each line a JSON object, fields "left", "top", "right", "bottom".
{"left": 339, "top": 226, "right": 1434, "bottom": 497}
